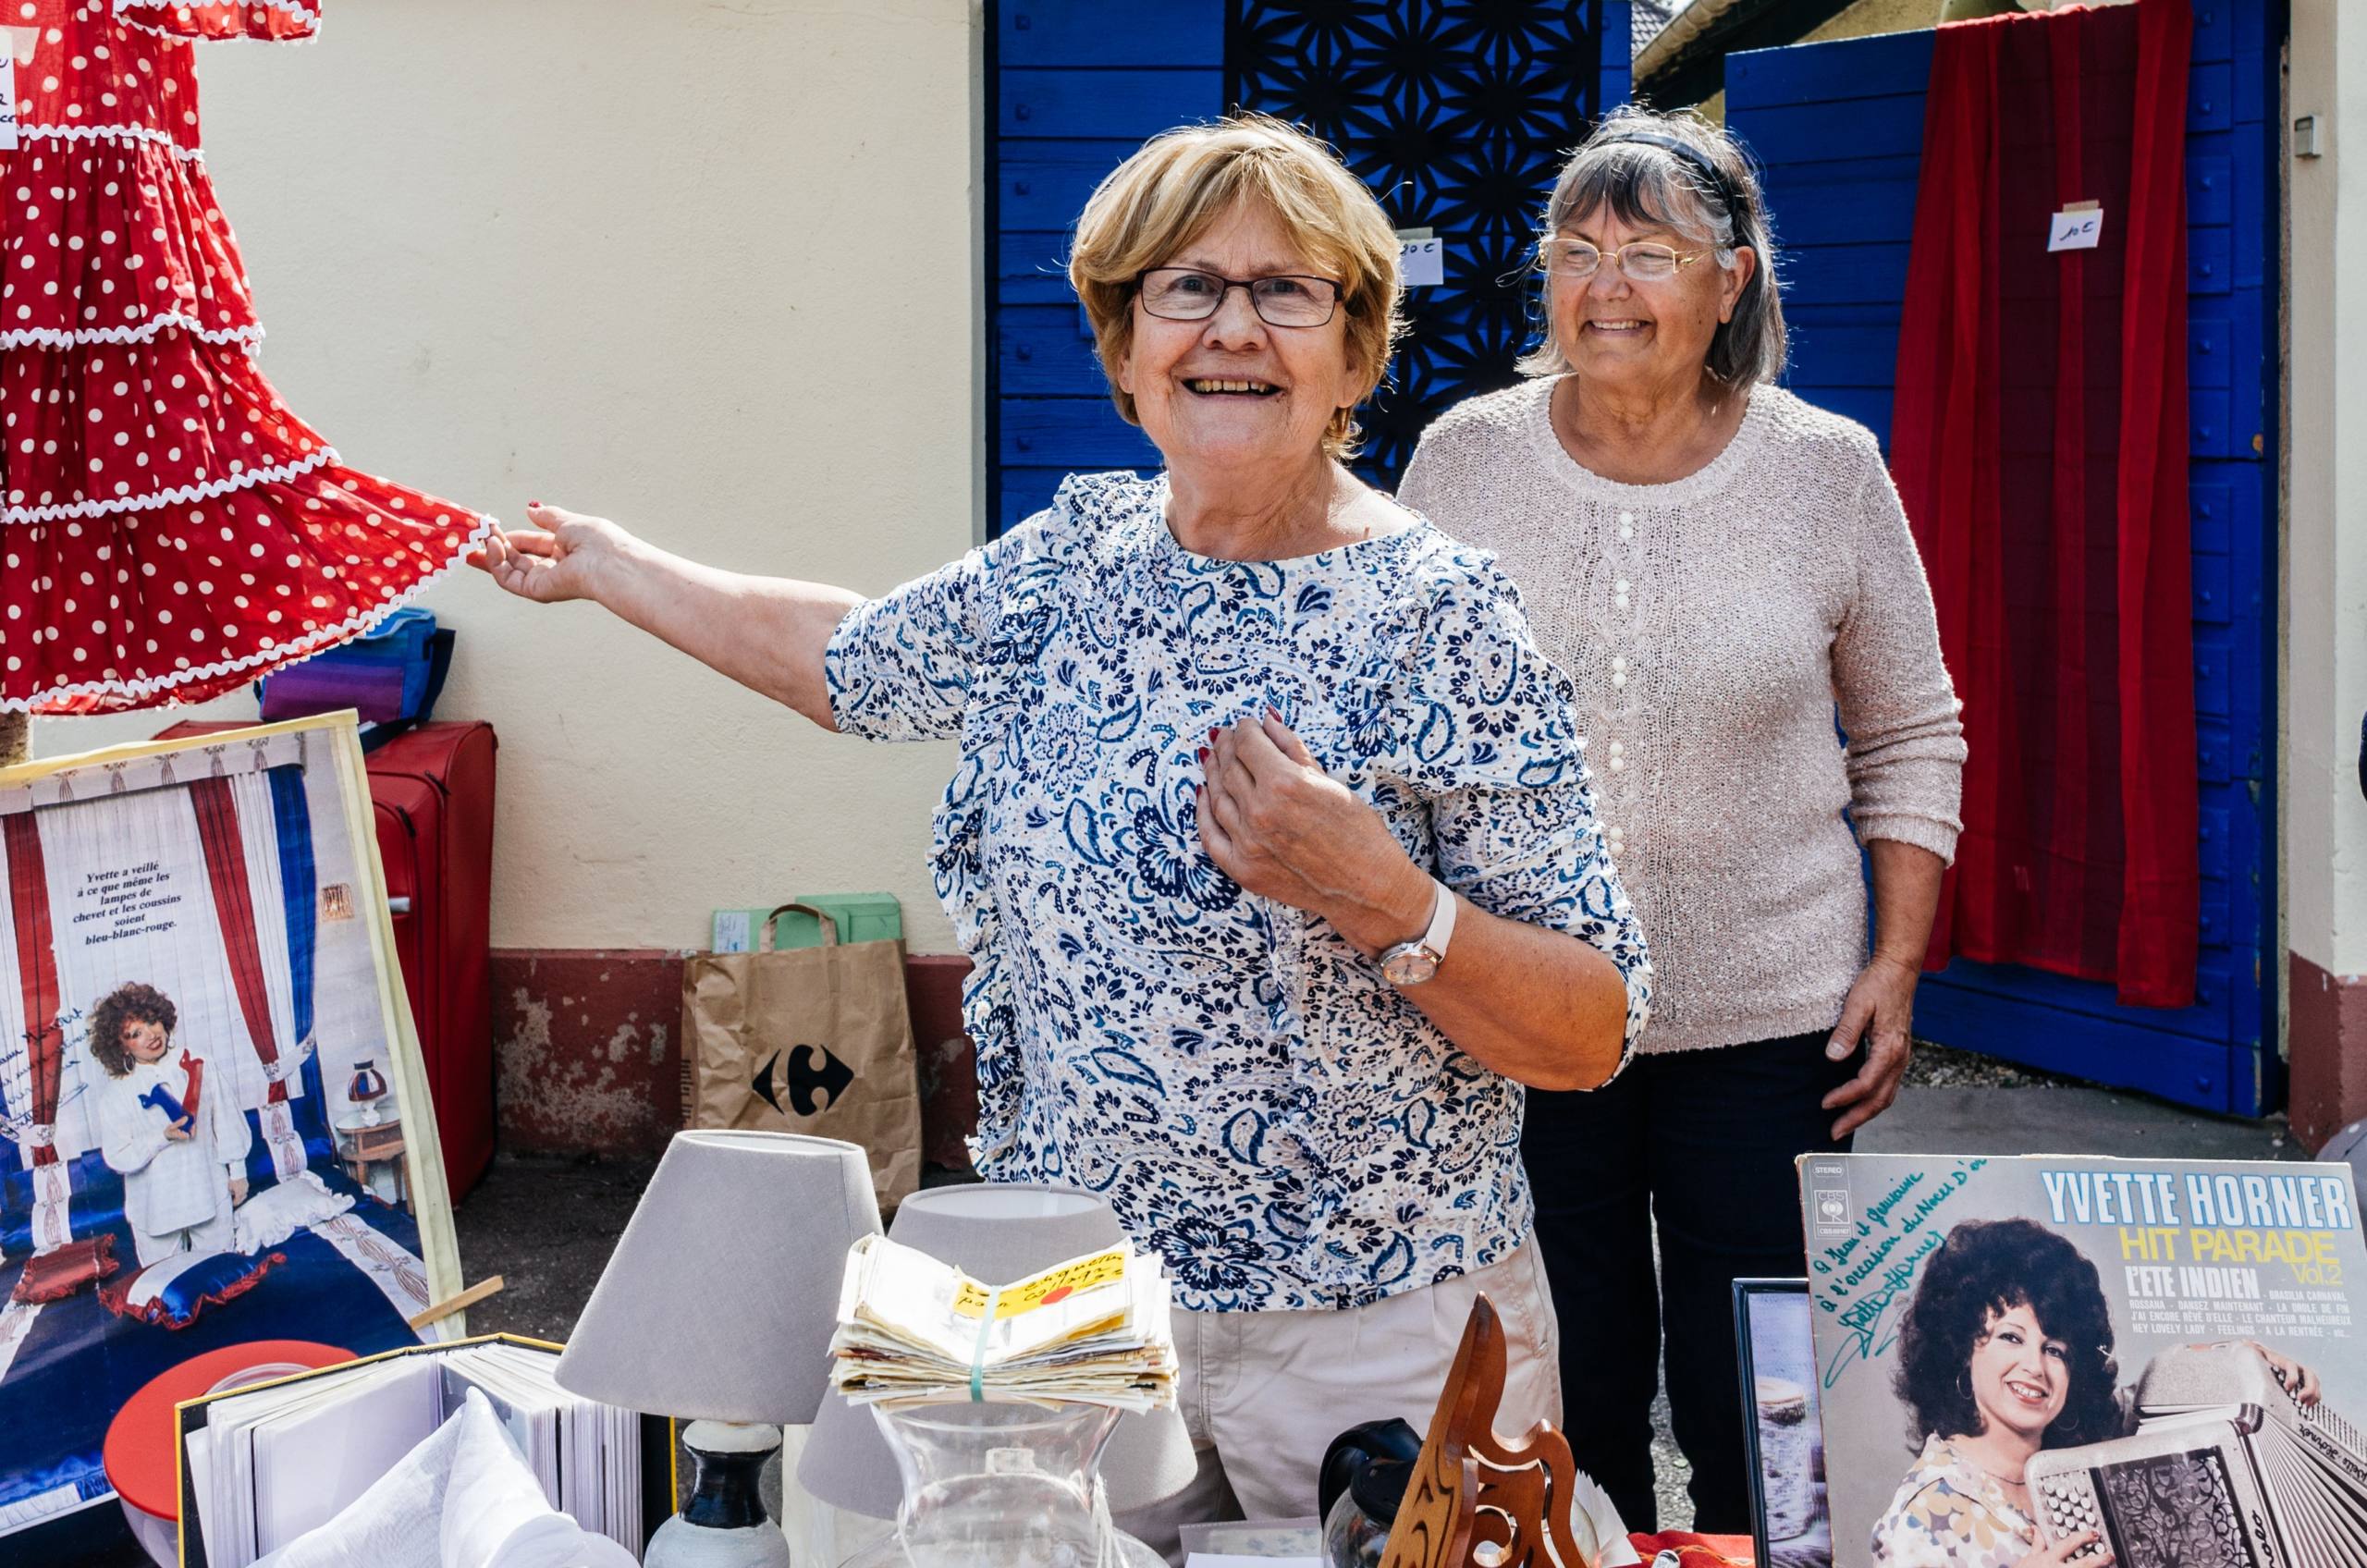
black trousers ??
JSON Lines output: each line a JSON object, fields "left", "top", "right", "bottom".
{"left": 1522, "top": 1032, "right": 1854, "bottom": 1535}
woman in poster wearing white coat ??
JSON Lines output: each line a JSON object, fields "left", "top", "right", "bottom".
{"left": 91, "top": 981, "right": 251, "bottom": 1267}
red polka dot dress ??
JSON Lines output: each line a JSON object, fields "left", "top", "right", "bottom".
{"left": 115, "top": 0, "right": 318, "bottom": 43}
{"left": 1, "top": 0, "right": 489, "bottom": 713}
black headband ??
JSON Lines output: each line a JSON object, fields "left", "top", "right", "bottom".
{"left": 1592, "top": 130, "right": 1748, "bottom": 219}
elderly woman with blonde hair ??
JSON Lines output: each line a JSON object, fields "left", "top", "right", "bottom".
{"left": 1401, "top": 104, "right": 1967, "bottom": 1535}
{"left": 478, "top": 114, "right": 1649, "bottom": 1551}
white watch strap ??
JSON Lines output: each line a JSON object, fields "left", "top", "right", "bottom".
{"left": 1422, "top": 876, "right": 1457, "bottom": 959}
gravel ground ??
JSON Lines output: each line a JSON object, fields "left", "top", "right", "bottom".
{"left": 449, "top": 1149, "right": 656, "bottom": 1342}
{"left": 1901, "top": 1038, "right": 2086, "bottom": 1089}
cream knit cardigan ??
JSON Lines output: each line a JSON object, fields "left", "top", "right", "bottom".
{"left": 1398, "top": 377, "right": 1967, "bottom": 1054}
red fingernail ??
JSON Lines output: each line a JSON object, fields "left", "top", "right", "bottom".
{"left": 528, "top": 499, "right": 541, "bottom": 507}
{"left": 1196, "top": 747, "right": 1208, "bottom": 763}
{"left": 1267, "top": 706, "right": 1282, "bottom": 721}
{"left": 1208, "top": 727, "right": 1219, "bottom": 742}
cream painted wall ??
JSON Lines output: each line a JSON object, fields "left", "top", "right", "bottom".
{"left": 32, "top": 0, "right": 982, "bottom": 955}
{"left": 2287, "top": 0, "right": 2367, "bottom": 978}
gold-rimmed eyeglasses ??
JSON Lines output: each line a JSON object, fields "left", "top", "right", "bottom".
{"left": 1539, "top": 238, "right": 1708, "bottom": 283}
{"left": 1136, "top": 267, "right": 1343, "bottom": 327}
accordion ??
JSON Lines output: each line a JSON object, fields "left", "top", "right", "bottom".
{"left": 2028, "top": 1343, "right": 2367, "bottom": 1567}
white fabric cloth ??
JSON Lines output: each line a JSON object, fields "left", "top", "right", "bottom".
{"left": 1400, "top": 377, "right": 1967, "bottom": 1053}
{"left": 93, "top": 1043, "right": 251, "bottom": 1266}
{"left": 233, "top": 1169, "right": 354, "bottom": 1254}
{"left": 257, "top": 1389, "right": 638, "bottom": 1568}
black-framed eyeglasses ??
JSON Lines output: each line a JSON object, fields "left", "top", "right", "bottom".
{"left": 1137, "top": 267, "right": 1343, "bottom": 327}
{"left": 1539, "top": 238, "right": 1708, "bottom": 283}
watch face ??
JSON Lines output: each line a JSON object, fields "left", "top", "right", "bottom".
{"left": 1382, "top": 946, "right": 1440, "bottom": 986}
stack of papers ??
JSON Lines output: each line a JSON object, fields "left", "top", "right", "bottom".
{"left": 828, "top": 1234, "right": 1178, "bottom": 1410}
{"left": 185, "top": 1341, "right": 639, "bottom": 1568}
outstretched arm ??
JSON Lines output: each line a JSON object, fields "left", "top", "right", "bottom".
{"left": 474, "top": 504, "right": 862, "bottom": 729}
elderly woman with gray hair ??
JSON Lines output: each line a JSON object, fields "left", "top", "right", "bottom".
{"left": 1400, "top": 105, "right": 1968, "bottom": 1533}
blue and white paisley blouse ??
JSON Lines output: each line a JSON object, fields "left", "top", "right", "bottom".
{"left": 825, "top": 472, "right": 1651, "bottom": 1311}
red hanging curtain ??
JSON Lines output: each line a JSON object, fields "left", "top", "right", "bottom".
{"left": 189, "top": 778, "right": 287, "bottom": 1106}
{"left": 2, "top": 814, "right": 63, "bottom": 1166}
{"left": 1893, "top": 0, "right": 2198, "bottom": 1008}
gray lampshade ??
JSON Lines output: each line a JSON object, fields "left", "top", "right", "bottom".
{"left": 557, "top": 1130, "right": 882, "bottom": 1425}
{"left": 795, "top": 1182, "right": 1197, "bottom": 1515}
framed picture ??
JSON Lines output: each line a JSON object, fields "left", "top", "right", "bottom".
{"left": 0, "top": 716, "right": 462, "bottom": 1560}
{"left": 1734, "top": 1278, "right": 1829, "bottom": 1568}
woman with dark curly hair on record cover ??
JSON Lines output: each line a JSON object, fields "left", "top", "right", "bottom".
{"left": 1803, "top": 1157, "right": 2349, "bottom": 1568}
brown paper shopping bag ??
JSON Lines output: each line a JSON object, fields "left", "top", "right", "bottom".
{"left": 681, "top": 902, "right": 924, "bottom": 1210}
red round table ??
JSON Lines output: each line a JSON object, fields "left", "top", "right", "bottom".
{"left": 104, "top": 1340, "right": 354, "bottom": 1566}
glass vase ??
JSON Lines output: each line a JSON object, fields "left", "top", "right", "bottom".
{"left": 835, "top": 1401, "right": 1165, "bottom": 1568}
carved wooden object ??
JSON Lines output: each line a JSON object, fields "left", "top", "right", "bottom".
{"left": 1380, "top": 1293, "right": 1603, "bottom": 1568}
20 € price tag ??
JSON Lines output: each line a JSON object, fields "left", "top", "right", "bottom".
{"left": 1398, "top": 235, "right": 1444, "bottom": 288}
{"left": 0, "top": 51, "right": 16, "bottom": 152}
{"left": 2048, "top": 206, "right": 2103, "bottom": 252}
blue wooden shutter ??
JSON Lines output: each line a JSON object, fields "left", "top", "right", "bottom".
{"left": 1725, "top": 0, "right": 2278, "bottom": 1113}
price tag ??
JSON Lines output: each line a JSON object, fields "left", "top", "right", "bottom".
{"left": 2047, "top": 204, "right": 2103, "bottom": 252}
{"left": 0, "top": 52, "right": 16, "bottom": 153}
{"left": 1397, "top": 232, "right": 1445, "bottom": 288}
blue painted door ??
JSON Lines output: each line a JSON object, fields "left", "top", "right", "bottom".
{"left": 988, "top": 0, "right": 1627, "bottom": 529}
{"left": 1724, "top": 5, "right": 2279, "bottom": 1114}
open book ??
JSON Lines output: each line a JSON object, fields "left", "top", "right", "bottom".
{"left": 176, "top": 1335, "right": 652, "bottom": 1568}
{"left": 828, "top": 1234, "right": 1179, "bottom": 1410}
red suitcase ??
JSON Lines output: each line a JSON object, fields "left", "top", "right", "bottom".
{"left": 366, "top": 723, "right": 497, "bottom": 1202}
{"left": 157, "top": 719, "right": 497, "bottom": 1201}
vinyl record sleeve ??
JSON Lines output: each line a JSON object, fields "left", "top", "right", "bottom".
{"left": 1800, "top": 1152, "right": 2367, "bottom": 1568}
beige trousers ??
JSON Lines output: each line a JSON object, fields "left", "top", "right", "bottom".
{"left": 1116, "top": 1243, "right": 1635, "bottom": 1565}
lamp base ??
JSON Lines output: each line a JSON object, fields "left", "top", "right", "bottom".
{"left": 645, "top": 1420, "right": 793, "bottom": 1568}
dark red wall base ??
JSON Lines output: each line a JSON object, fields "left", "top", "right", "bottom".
{"left": 490, "top": 948, "right": 977, "bottom": 1170}
{"left": 2290, "top": 950, "right": 2367, "bottom": 1150}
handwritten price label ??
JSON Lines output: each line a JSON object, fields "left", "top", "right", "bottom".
{"left": 2049, "top": 205, "right": 2104, "bottom": 252}
{"left": 1398, "top": 235, "right": 1444, "bottom": 288}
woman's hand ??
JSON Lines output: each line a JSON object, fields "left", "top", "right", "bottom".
{"left": 1821, "top": 952, "right": 1919, "bottom": 1139}
{"left": 228, "top": 1177, "right": 249, "bottom": 1207}
{"left": 472, "top": 503, "right": 632, "bottom": 606}
{"left": 2230, "top": 1341, "right": 2322, "bottom": 1405}
{"left": 1197, "top": 711, "right": 1428, "bottom": 950}
{"left": 1197, "top": 710, "right": 1630, "bottom": 1088}
{"left": 2016, "top": 1532, "right": 2112, "bottom": 1567}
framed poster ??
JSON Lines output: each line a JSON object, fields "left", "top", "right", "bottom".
{"left": 1734, "top": 1278, "right": 1831, "bottom": 1568}
{"left": 0, "top": 716, "right": 462, "bottom": 1557}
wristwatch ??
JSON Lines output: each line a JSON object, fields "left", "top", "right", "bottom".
{"left": 1379, "top": 878, "right": 1458, "bottom": 986}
